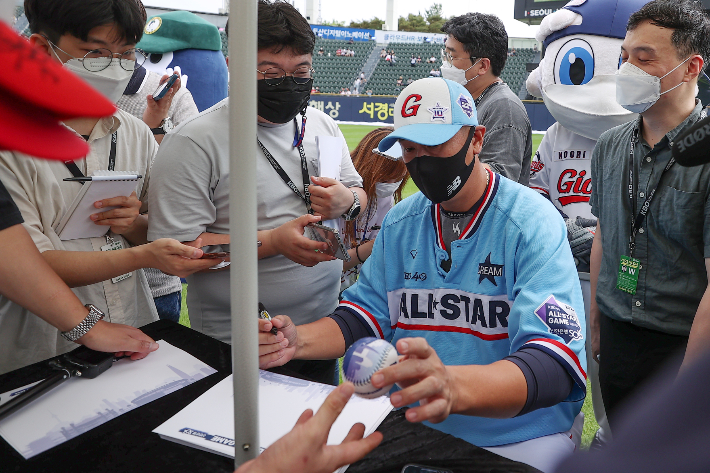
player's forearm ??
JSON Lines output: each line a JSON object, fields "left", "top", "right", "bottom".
{"left": 449, "top": 360, "right": 528, "bottom": 418}
{"left": 42, "top": 245, "right": 151, "bottom": 287}
{"left": 295, "top": 317, "right": 347, "bottom": 360}
{"left": 0, "top": 225, "right": 89, "bottom": 332}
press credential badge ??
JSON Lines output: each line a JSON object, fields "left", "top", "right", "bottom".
{"left": 617, "top": 255, "right": 640, "bottom": 294}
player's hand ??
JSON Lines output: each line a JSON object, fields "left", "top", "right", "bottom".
{"left": 90, "top": 191, "right": 142, "bottom": 235}
{"left": 269, "top": 214, "right": 334, "bottom": 267}
{"left": 258, "top": 315, "right": 297, "bottom": 369}
{"left": 143, "top": 72, "right": 181, "bottom": 128}
{"left": 78, "top": 320, "right": 159, "bottom": 361}
{"left": 140, "top": 238, "right": 217, "bottom": 277}
{"left": 235, "top": 382, "right": 382, "bottom": 473}
{"left": 309, "top": 177, "right": 356, "bottom": 219}
{"left": 371, "top": 337, "right": 456, "bottom": 424}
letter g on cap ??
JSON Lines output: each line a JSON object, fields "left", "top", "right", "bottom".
{"left": 401, "top": 94, "right": 422, "bottom": 118}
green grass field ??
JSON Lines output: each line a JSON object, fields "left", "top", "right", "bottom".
{"left": 180, "top": 124, "right": 598, "bottom": 448}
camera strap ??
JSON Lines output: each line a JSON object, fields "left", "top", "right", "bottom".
{"left": 257, "top": 119, "right": 313, "bottom": 214}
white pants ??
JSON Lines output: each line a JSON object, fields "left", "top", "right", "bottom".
{"left": 579, "top": 274, "right": 612, "bottom": 443}
{"left": 482, "top": 412, "right": 584, "bottom": 473}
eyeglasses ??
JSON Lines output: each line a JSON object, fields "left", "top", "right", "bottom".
{"left": 441, "top": 49, "right": 477, "bottom": 67}
{"left": 47, "top": 38, "right": 146, "bottom": 72}
{"left": 256, "top": 66, "right": 315, "bottom": 86}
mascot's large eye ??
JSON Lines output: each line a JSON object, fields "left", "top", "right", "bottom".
{"left": 143, "top": 52, "right": 174, "bottom": 75}
{"left": 554, "top": 39, "right": 594, "bottom": 86}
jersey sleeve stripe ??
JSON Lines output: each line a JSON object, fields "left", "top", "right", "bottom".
{"left": 396, "top": 322, "right": 510, "bottom": 340}
{"left": 523, "top": 338, "right": 587, "bottom": 388}
{"left": 338, "top": 301, "right": 384, "bottom": 339}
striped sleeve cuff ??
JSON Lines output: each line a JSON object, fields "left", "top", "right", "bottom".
{"left": 522, "top": 338, "right": 587, "bottom": 389}
{"left": 338, "top": 301, "right": 385, "bottom": 339}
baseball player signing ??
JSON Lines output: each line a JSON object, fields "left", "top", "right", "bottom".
{"left": 259, "top": 78, "right": 586, "bottom": 473}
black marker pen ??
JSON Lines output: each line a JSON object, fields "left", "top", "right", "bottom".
{"left": 258, "top": 302, "right": 279, "bottom": 335}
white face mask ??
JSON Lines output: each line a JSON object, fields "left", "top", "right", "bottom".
{"left": 64, "top": 58, "right": 134, "bottom": 103}
{"left": 375, "top": 181, "right": 401, "bottom": 198}
{"left": 615, "top": 57, "right": 690, "bottom": 114}
{"left": 440, "top": 58, "right": 481, "bottom": 86}
{"left": 542, "top": 75, "right": 637, "bottom": 140}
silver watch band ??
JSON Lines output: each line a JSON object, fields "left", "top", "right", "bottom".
{"left": 61, "top": 304, "right": 105, "bottom": 342}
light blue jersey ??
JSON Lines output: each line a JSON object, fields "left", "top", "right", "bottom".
{"left": 340, "top": 171, "right": 586, "bottom": 447}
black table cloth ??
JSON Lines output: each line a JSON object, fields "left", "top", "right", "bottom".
{"left": 0, "top": 321, "right": 538, "bottom": 473}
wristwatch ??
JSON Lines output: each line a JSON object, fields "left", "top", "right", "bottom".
{"left": 61, "top": 304, "right": 105, "bottom": 342}
{"left": 150, "top": 117, "right": 174, "bottom": 135}
{"left": 341, "top": 190, "right": 361, "bottom": 221}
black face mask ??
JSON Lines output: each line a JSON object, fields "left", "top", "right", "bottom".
{"left": 257, "top": 78, "right": 312, "bottom": 124}
{"left": 405, "top": 127, "right": 476, "bottom": 204}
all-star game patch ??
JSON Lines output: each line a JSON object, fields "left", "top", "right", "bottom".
{"left": 535, "top": 295, "right": 582, "bottom": 344}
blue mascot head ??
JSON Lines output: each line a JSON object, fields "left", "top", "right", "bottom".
{"left": 137, "top": 11, "right": 228, "bottom": 112}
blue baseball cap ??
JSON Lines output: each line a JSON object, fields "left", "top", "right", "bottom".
{"left": 378, "top": 78, "right": 478, "bottom": 154}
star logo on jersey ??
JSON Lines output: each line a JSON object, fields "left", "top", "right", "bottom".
{"left": 535, "top": 295, "right": 583, "bottom": 344}
{"left": 427, "top": 102, "right": 449, "bottom": 122}
{"left": 478, "top": 253, "right": 503, "bottom": 285}
{"left": 410, "top": 249, "right": 418, "bottom": 259}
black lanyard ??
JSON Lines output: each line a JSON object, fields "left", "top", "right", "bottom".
{"left": 474, "top": 81, "right": 501, "bottom": 107}
{"left": 627, "top": 127, "right": 673, "bottom": 256}
{"left": 257, "top": 119, "right": 313, "bottom": 214}
{"left": 627, "top": 110, "right": 706, "bottom": 255}
{"left": 64, "top": 132, "right": 117, "bottom": 183}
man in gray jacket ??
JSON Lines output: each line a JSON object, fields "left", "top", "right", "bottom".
{"left": 441, "top": 13, "right": 532, "bottom": 185}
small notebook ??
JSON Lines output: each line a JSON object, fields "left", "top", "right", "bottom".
{"left": 56, "top": 170, "right": 141, "bottom": 241}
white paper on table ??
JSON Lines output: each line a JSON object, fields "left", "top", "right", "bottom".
{"left": 0, "top": 380, "right": 44, "bottom": 407}
{"left": 153, "top": 371, "right": 393, "bottom": 472}
{"left": 316, "top": 135, "right": 344, "bottom": 230}
{"left": 0, "top": 341, "right": 217, "bottom": 459}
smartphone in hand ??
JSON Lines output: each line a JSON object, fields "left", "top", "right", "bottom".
{"left": 152, "top": 72, "right": 179, "bottom": 101}
{"left": 304, "top": 222, "right": 351, "bottom": 262}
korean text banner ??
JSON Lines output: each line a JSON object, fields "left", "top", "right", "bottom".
{"left": 309, "top": 95, "right": 396, "bottom": 124}
{"left": 311, "top": 25, "right": 375, "bottom": 42}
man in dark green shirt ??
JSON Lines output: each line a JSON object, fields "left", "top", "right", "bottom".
{"left": 589, "top": 0, "right": 710, "bottom": 428}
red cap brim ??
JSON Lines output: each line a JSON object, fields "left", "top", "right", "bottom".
{"left": 0, "top": 21, "right": 116, "bottom": 119}
{"left": 0, "top": 88, "right": 89, "bottom": 160}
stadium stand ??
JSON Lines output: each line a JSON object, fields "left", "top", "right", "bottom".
{"left": 311, "top": 38, "right": 375, "bottom": 94}
{"left": 218, "top": 31, "right": 537, "bottom": 98}
{"left": 500, "top": 48, "right": 537, "bottom": 98}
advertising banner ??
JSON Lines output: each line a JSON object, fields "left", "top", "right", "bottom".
{"left": 375, "top": 30, "right": 447, "bottom": 44}
{"left": 311, "top": 25, "right": 375, "bottom": 42}
{"left": 309, "top": 95, "right": 396, "bottom": 124}
{"left": 309, "top": 95, "right": 555, "bottom": 131}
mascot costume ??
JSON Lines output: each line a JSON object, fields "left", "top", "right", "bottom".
{"left": 526, "top": 0, "right": 651, "bottom": 447}
{"left": 137, "top": 10, "right": 228, "bottom": 112}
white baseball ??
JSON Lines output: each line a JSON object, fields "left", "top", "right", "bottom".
{"left": 342, "top": 338, "right": 399, "bottom": 399}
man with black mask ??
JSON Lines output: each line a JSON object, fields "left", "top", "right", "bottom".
{"left": 258, "top": 78, "right": 586, "bottom": 472}
{"left": 148, "top": 0, "right": 364, "bottom": 384}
